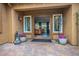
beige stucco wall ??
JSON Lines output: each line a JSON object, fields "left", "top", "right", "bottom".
{"left": 0, "top": 4, "right": 19, "bottom": 43}
{"left": 6, "top": 6, "right": 13, "bottom": 43}
{"left": 9, "top": 8, "right": 19, "bottom": 42}
{"left": 0, "top": 4, "right": 9, "bottom": 44}
{"left": 71, "top": 4, "right": 79, "bottom": 45}
{"left": 63, "top": 4, "right": 79, "bottom": 45}
{"left": 63, "top": 6, "right": 72, "bottom": 44}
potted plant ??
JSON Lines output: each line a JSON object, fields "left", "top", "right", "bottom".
{"left": 14, "top": 31, "right": 21, "bottom": 45}
{"left": 58, "top": 34, "right": 67, "bottom": 45}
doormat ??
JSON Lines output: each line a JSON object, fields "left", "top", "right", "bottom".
{"left": 31, "top": 39, "right": 52, "bottom": 42}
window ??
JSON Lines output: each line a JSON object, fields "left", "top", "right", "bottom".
{"left": 53, "top": 14, "right": 63, "bottom": 33}
{"left": 23, "top": 16, "right": 32, "bottom": 32}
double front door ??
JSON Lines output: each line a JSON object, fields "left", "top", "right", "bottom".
{"left": 33, "top": 15, "right": 51, "bottom": 39}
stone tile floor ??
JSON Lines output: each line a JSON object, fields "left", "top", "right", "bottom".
{"left": 0, "top": 40, "right": 79, "bottom": 56}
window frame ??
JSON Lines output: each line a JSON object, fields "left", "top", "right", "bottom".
{"left": 53, "top": 14, "right": 63, "bottom": 33}
{"left": 23, "top": 16, "right": 32, "bottom": 33}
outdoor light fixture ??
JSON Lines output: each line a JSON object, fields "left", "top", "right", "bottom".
{"left": 20, "top": 17, "right": 22, "bottom": 21}
{"left": 18, "top": 16, "right": 22, "bottom": 21}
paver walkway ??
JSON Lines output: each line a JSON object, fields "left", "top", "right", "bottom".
{"left": 0, "top": 40, "right": 79, "bottom": 56}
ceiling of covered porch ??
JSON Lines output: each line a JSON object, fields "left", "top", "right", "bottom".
{"left": 10, "top": 3, "right": 71, "bottom": 15}
{"left": 12, "top": 3, "right": 71, "bottom": 11}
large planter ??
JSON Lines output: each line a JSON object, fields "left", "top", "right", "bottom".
{"left": 58, "top": 34, "right": 67, "bottom": 45}
{"left": 14, "top": 32, "right": 21, "bottom": 45}
{"left": 20, "top": 37, "right": 27, "bottom": 42}
{"left": 59, "top": 38, "right": 67, "bottom": 45}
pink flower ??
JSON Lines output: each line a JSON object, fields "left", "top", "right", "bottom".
{"left": 58, "top": 34, "right": 65, "bottom": 39}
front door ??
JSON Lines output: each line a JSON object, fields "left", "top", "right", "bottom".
{"left": 33, "top": 15, "right": 51, "bottom": 39}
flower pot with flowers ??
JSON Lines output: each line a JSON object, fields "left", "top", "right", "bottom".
{"left": 58, "top": 34, "right": 67, "bottom": 45}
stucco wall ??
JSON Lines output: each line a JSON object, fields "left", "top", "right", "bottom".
{"left": 0, "top": 4, "right": 9, "bottom": 44}
{"left": 6, "top": 7, "right": 18, "bottom": 43}
{"left": 71, "top": 4, "right": 79, "bottom": 45}
{"left": 63, "top": 4, "right": 79, "bottom": 45}
{"left": 9, "top": 8, "right": 19, "bottom": 42}
{"left": 0, "top": 4, "right": 19, "bottom": 43}
{"left": 12, "top": 10, "right": 19, "bottom": 42}
{"left": 0, "top": 4, "right": 2, "bottom": 33}
{"left": 63, "top": 6, "right": 72, "bottom": 44}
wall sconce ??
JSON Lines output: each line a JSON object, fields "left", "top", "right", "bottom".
{"left": 18, "top": 16, "right": 22, "bottom": 21}
{"left": 20, "top": 17, "right": 22, "bottom": 21}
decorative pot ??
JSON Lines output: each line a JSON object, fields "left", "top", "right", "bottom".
{"left": 59, "top": 38, "right": 67, "bottom": 45}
